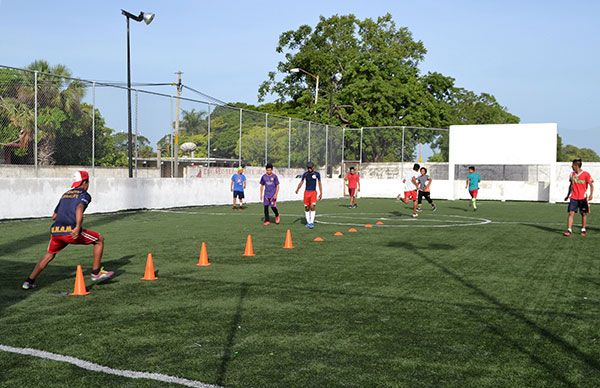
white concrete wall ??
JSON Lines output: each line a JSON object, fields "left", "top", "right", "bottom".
{"left": 0, "top": 177, "right": 344, "bottom": 219}
{"left": 0, "top": 165, "right": 160, "bottom": 178}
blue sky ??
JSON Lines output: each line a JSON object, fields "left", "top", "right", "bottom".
{"left": 1, "top": 0, "right": 599, "bottom": 152}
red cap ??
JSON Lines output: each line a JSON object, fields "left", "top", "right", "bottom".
{"left": 71, "top": 170, "right": 89, "bottom": 188}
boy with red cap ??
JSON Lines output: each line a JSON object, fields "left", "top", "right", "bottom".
{"left": 22, "top": 170, "right": 113, "bottom": 290}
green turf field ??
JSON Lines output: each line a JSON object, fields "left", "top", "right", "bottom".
{"left": 0, "top": 199, "right": 599, "bottom": 387}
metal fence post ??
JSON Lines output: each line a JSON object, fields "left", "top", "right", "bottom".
{"left": 134, "top": 90, "right": 138, "bottom": 178}
{"left": 359, "top": 128, "right": 363, "bottom": 163}
{"left": 288, "top": 118, "right": 292, "bottom": 168}
{"left": 92, "top": 81, "right": 96, "bottom": 175}
{"left": 239, "top": 108, "right": 242, "bottom": 166}
{"left": 308, "top": 121, "right": 311, "bottom": 161}
{"left": 401, "top": 126, "right": 405, "bottom": 175}
{"left": 341, "top": 128, "right": 345, "bottom": 167}
{"left": 170, "top": 96, "right": 174, "bottom": 178}
{"left": 325, "top": 124, "right": 329, "bottom": 169}
{"left": 207, "top": 103, "right": 212, "bottom": 167}
{"left": 265, "top": 113, "right": 268, "bottom": 165}
{"left": 34, "top": 71, "right": 38, "bottom": 171}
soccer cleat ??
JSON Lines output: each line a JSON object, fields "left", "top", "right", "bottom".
{"left": 308, "top": 223, "right": 315, "bottom": 229}
{"left": 353, "top": 204, "right": 358, "bottom": 208}
{"left": 432, "top": 206, "right": 437, "bottom": 212}
{"left": 348, "top": 205, "right": 353, "bottom": 209}
{"left": 412, "top": 213, "right": 418, "bottom": 218}
{"left": 232, "top": 205, "right": 237, "bottom": 210}
{"left": 563, "top": 230, "right": 572, "bottom": 237}
{"left": 91, "top": 267, "right": 114, "bottom": 282}
{"left": 21, "top": 281, "right": 37, "bottom": 290}
{"left": 581, "top": 230, "right": 587, "bottom": 237}
{"left": 263, "top": 221, "right": 271, "bottom": 226}
{"left": 275, "top": 215, "right": 281, "bottom": 224}
{"left": 416, "top": 208, "right": 422, "bottom": 213}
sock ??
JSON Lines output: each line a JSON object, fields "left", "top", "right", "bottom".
{"left": 582, "top": 227, "right": 586, "bottom": 232}
{"left": 264, "top": 206, "right": 270, "bottom": 221}
{"left": 91, "top": 268, "right": 100, "bottom": 275}
{"left": 310, "top": 211, "right": 316, "bottom": 223}
{"left": 568, "top": 228, "right": 573, "bottom": 233}
{"left": 272, "top": 207, "right": 279, "bottom": 217}
{"left": 305, "top": 211, "right": 311, "bottom": 223}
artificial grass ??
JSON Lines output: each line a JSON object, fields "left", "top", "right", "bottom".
{"left": 0, "top": 199, "right": 598, "bottom": 387}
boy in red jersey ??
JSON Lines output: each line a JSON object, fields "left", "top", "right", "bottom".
{"left": 563, "top": 159, "right": 594, "bottom": 237}
{"left": 22, "top": 171, "right": 113, "bottom": 289}
{"left": 344, "top": 166, "right": 360, "bottom": 208}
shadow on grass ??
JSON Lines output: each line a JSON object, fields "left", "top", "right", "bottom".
{"left": 417, "top": 253, "right": 600, "bottom": 380}
{"left": 216, "top": 282, "right": 248, "bottom": 386}
{"left": 0, "top": 255, "right": 133, "bottom": 315}
{"left": 522, "top": 223, "right": 562, "bottom": 234}
{"left": 0, "top": 212, "right": 133, "bottom": 256}
{"left": 446, "top": 206, "right": 470, "bottom": 213}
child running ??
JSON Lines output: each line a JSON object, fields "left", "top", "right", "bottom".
{"left": 344, "top": 166, "right": 360, "bottom": 208}
{"left": 417, "top": 167, "right": 437, "bottom": 212}
{"left": 466, "top": 166, "right": 481, "bottom": 211}
{"left": 295, "top": 161, "right": 323, "bottom": 229}
{"left": 259, "top": 163, "right": 280, "bottom": 225}
{"left": 22, "top": 170, "right": 113, "bottom": 290}
{"left": 399, "top": 163, "right": 420, "bottom": 218}
{"left": 230, "top": 166, "right": 247, "bottom": 210}
{"left": 563, "top": 158, "right": 594, "bottom": 237}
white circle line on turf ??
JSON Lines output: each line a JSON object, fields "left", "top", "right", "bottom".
{"left": 315, "top": 214, "right": 492, "bottom": 228}
{"left": 0, "top": 344, "right": 219, "bottom": 388}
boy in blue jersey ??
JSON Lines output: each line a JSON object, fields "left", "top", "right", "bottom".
{"left": 465, "top": 166, "right": 481, "bottom": 211}
{"left": 295, "top": 161, "right": 323, "bottom": 229}
{"left": 230, "top": 167, "right": 247, "bottom": 209}
{"left": 22, "top": 171, "right": 113, "bottom": 290}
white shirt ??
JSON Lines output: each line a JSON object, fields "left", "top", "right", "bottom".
{"left": 404, "top": 172, "right": 419, "bottom": 191}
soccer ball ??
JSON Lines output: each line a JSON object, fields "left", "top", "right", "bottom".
{"left": 180, "top": 142, "right": 197, "bottom": 153}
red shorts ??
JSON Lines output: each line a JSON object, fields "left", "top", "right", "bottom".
{"left": 348, "top": 187, "right": 357, "bottom": 197}
{"left": 404, "top": 190, "right": 417, "bottom": 201}
{"left": 469, "top": 189, "right": 479, "bottom": 198}
{"left": 47, "top": 229, "right": 101, "bottom": 254}
{"left": 304, "top": 191, "right": 318, "bottom": 206}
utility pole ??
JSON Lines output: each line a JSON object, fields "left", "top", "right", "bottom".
{"left": 174, "top": 71, "right": 182, "bottom": 177}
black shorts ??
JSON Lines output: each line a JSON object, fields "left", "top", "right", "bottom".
{"left": 233, "top": 191, "right": 245, "bottom": 199}
{"left": 568, "top": 198, "right": 589, "bottom": 214}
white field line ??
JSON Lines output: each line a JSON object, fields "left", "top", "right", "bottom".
{"left": 0, "top": 344, "right": 219, "bottom": 388}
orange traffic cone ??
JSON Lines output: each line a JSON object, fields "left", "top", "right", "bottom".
{"left": 243, "top": 234, "right": 255, "bottom": 257}
{"left": 197, "top": 242, "right": 211, "bottom": 267}
{"left": 348, "top": 228, "right": 358, "bottom": 233}
{"left": 283, "top": 229, "right": 294, "bottom": 249}
{"left": 376, "top": 220, "right": 384, "bottom": 225}
{"left": 141, "top": 253, "right": 158, "bottom": 280}
{"left": 313, "top": 237, "right": 325, "bottom": 242}
{"left": 364, "top": 224, "right": 373, "bottom": 228}
{"left": 70, "top": 265, "right": 90, "bottom": 296}
{"left": 334, "top": 231, "right": 344, "bottom": 236}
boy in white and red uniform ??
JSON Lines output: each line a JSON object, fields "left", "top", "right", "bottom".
{"left": 564, "top": 159, "right": 594, "bottom": 237}
{"left": 399, "top": 163, "right": 420, "bottom": 218}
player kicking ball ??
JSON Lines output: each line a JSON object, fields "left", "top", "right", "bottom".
{"left": 344, "top": 166, "right": 360, "bottom": 208}
{"left": 563, "top": 159, "right": 594, "bottom": 237}
{"left": 466, "top": 166, "right": 481, "bottom": 211}
{"left": 259, "top": 163, "right": 281, "bottom": 225}
{"left": 22, "top": 171, "right": 113, "bottom": 290}
{"left": 296, "top": 161, "right": 323, "bottom": 229}
{"left": 400, "top": 163, "right": 420, "bottom": 218}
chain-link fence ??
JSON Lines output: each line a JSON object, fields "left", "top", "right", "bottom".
{"left": 1, "top": 65, "right": 450, "bottom": 178}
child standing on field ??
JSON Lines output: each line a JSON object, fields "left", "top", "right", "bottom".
{"left": 345, "top": 166, "right": 360, "bottom": 208}
{"left": 230, "top": 167, "right": 247, "bottom": 209}
{"left": 260, "top": 163, "right": 281, "bottom": 225}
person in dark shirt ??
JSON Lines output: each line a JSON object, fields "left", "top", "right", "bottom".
{"left": 22, "top": 171, "right": 113, "bottom": 290}
{"left": 295, "top": 161, "right": 323, "bottom": 229}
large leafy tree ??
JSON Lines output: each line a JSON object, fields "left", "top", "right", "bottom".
{"left": 258, "top": 14, "right": 520, "bottom": 163}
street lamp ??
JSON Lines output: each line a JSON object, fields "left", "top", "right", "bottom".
{"left": 122, "top": 9, "right": 155, "bottom": 178}
{"left": 290, "top": 67, "right": 319, "bottom": 105}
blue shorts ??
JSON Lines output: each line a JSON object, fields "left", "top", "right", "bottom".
{"left": 568, "top": 198, "right": 589, "bottom": 214}
{"left": 233, "top": 191, "right": 244, "bottom": 199}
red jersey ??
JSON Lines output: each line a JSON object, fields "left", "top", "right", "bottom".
{"left": 570, "top": 171, "right": 593, "bottom": 200}
{"left": 346, "top": 173, "right": 360, "bottom": 189}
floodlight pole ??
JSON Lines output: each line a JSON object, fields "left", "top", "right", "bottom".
{"left": 122, "top": 9, "right": 154, "bottom": 178}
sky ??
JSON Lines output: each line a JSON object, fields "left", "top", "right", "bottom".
{"left": 1, "top": 0, "right": 599, "bottom": 152}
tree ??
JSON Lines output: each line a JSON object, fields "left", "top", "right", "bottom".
{"left": 259, "top": 14, "right": 520, "bottom": 163}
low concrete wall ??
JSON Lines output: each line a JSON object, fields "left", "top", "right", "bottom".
{"left": 0, "top": 177, "right": 344, "bottom": 219}
{"left": 0, "top": 165, "right": 160, "bottom": 178}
